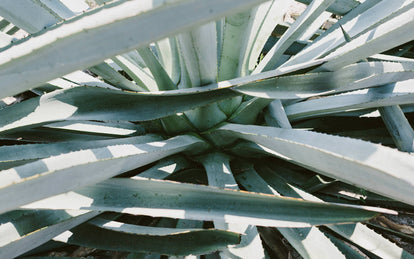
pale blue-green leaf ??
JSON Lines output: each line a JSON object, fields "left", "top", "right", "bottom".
{"left": 0, "top": 210, "right": 98, "bottom": 259}
{"left": 88, "top": 62, "right": 146, "bottom": 92}
{"left": 160, "top": 114, "right": 197, "bottom": 135}
{"left": 379, "top": 105, "right": 414, "bottom": 152}
{"left": 23, "top": 178, "right": 377, "bottom": 227}
{"left": 285, "top": 79, "right": 414, "bottom": 121}
{"left": 0, "top": 134, "right": 206, "bottom": 214}
{"left": 296, "top": 0, "right": 360, "bottom": 15}
{"left": 0, "top": 134, "right": 160, "bottom": 170}
{"left": 282, "top": 0, "right": 412, "bottom": 68}
{"left": 229, "top": 97, "right": 272, "bottom": 124}
{"left": 216, "top": 123, "right": 414, "bottom": 206}
{"left": 264, "top": 100, "right": 292, "bottom": 128}
{"left": 154, "top": 37, "right": 181, "bottom": 85}
{"left": 256, "top": 164, "right": 413, "bottom": 259}
{"left": 254, "top": 0, "right": 335, "bottom": 73}
{"left": 138, "top": 47, "right": 176, "bottom": 91}
{"left": 234, "top": 163, "right": 345, "bottom": 259}
{"left": 42, "top": 120, "right": 145, "bottom": 136}
{"left": 111, "top": 55, "right": 156, "bottom": 91}
{"left": 235, "top": 62, "right": 414, "bottom": 99}
{"left": 184, "top": 103, "right": 228, "bottom": 131}
{"left": 218, "top": 11, "right": 251, "bottom": 81}
{"left": 238, "top": 0, "right": 293, "bottom": 76}
{"left": 0, "top": 0, "right": 63, "bottom": 34}
{"left": 134, "top": 155, "right": 192, "bottom": 180}
{"left": 53, "top": 217, "right": 240, "bottom": 256}
{"left": 0, "top": 86, "right": 239, "bottom": 134}
{"left": 61, "top": 70, "right": 118, "bottom": 90}
{"left": 177, "top": 22, "right": 217, "bottom": 87}
{"left": 0, "top": 0, "right": 268, "bottom": 98}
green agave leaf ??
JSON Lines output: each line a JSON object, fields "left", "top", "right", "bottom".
{"left": 0, "top": 210, "right": 99, "bottom": 259}
{"left": 0, "top": 134, "right": 206, "bottom": 214}
{"left": 177, "top": 22, "right": 217, "bottom": 87}
{"left": 238, "top": 0, "right": 293, "bottom": 76}
{"left": 42, "top": 120, "right": 145, "bottom": 136}
{"left": 218, "top": 11, "right": 250, "bottom": 81}
{"left": 216, "top": 123, "right": 414, "bottom": 206}
{"left": 228, "top": 97, "right": 272, "bottom": 125}
{"left": 0, "top": 0, "right": 268, "bottom": 99}
{"left": 285, "top": 79, "right": 414, "bottom": 121}
{"left": 282, "top": 0, "right": 412, "bottom": 68}
{"left": 184, "top": 103, "right": 228, "bottom": 131}
{"left": 317, "top": 2, "right": 414, "bottom": 71}
{"left": 256, "top": 164, "right": 414, "bottom": 259}
{"left": 264, "top": 100, "right": 292, "bottom": 128}
{"left": 379, "top": 105, "right": 414, "bottom": 152}
{"left": 23, "top": 177, "right": 377, "bottom": 227}
{"left": 53, "top": 217, "right": 240, "bottom": 256}
{"left": 137, "top": 47, "right": 176, "bottom": 91}
{"left": 234, "top": 162, "right": 346, "bottom": 259}
{"left": 111, "top": 55, "right": 156, "bottom": 91}
{"left": 199, "top": 153, "right": 266, "bottom": 258}
{"left": 0, "top": 134, "right": 161, "bottom": 170}
{"left": 88, "top": 62, "right": 147, "bottom": 92}
{"left": 235, "top": 61, "right": 414, "bottom": 99}
{"left": 0, "top": 0, "right": 65, "bottom": 34}
{"left": 254, "top": 0, "right": 335, "bottom": 73}
{"left": 160, "top": 113, "right": 197, "bottom": 135}
{"left": 134, "top": 155, "right": 193, "bottom": 180}
{"left": 0, "top": 86, "right": 239, "bottom": 134}
{"left": 296, "top": 0, "right": 360, "bottom": 15}
{"left": 0, "top": 127, "right": 124, "bottom": 143}
{"left": 154, "top": 37, "right": 181, "bottom": 85}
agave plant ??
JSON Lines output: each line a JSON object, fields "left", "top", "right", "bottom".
{"left": 0, "top": 0, "right": 413, "bottom": 258}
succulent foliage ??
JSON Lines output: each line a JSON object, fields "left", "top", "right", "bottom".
{"left": 0, "top": 0, "right": 414, "bottom": 258}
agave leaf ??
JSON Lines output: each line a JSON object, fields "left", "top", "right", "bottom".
{"left": 234, "top": 162, "right": 346, "bottom": 259}
{"left": 285, "top": 79, "right": 414, "bottom": 121}
{"left": 235, "top": 61, "right": 414, "bottom": 99}
{"left": 256, "top": 164, "right": 414, "bottom": 259}
{"left": 218, "top": 11, "right": 251, "bottom": 81}
{"left": 0, "top": 134, "right": 161, "bottom": 170}
{"left": 216, "top": 123, "right": 414, "bottom": 206}
{"left": 264, "top": 100, "right": 292, "bottom": 128}
{"left": 0, "top": 134, "right": 206, "bottom": 214}
{"left": 88, "top": 62, "right": 147, "bottom": 92}
{"left": 154, "top": 37, "right": 181, "bottom": 85}
{"left": 23, "top": 177, "right": 378, "bottom": 228}
{"left": 318, "top": 5, "right": 414, "bottom": 71}
{"left": 254, "top": 0, "right": 336, "bottom": 73}
{"left": 0, "top": 210, "right": 99, "bottom": 259}
{"left": 228, "top": 97, "right": 273, "bottom": 125}
{"left": 137, "top": 47, "right": 176, "bottom": 91}
{"left": 238, "top": 0, "right": 293, "bottom": 76}
{"left": 111, "top": 55, "right": 156, "bottom": 91}
{"left": 0, "top": 0, "right": 65, "bottom": 34}
{"left": 134, "top": 155, "right": 193, "bottom": 180}
{"left": 199, "top": 153, "right": 266, "bottom": 259}
{"left": 177, "top": 22, "right": 217, "bottom": 87}
{"left": 379, "top": 105, "right": 414, "bottom": 152}
{"left": 61, "top": 70, "right": 118, "bottom": 90}
{"left": 0, "top": 86, "right": 239, "bottom": 134}
{"left": 184, "top": 103, "right": 228, "bottom": 131}
{"left": 0, "top": 0, "right": 268, "bottom": 98}
{"left": 42, "top": 120, "right": 145, "bottom": 136}
{"left": 53, "top": 217, "right": 240, "bottom": 256}
{"left": 296, "top": 0, "right": 360, "bottom": 15}
{"left": 282, "top": 0, "right": 413, "bottom": 68}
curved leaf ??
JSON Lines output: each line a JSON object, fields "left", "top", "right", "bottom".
{"left": 23, "top": 177, "right": 378, "bottom": 228}
{"left": 0, "top": 134, "right": 206, "bottom": 214}
{"left": 216, "top": 123, "right": 414, "bottom": 206}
